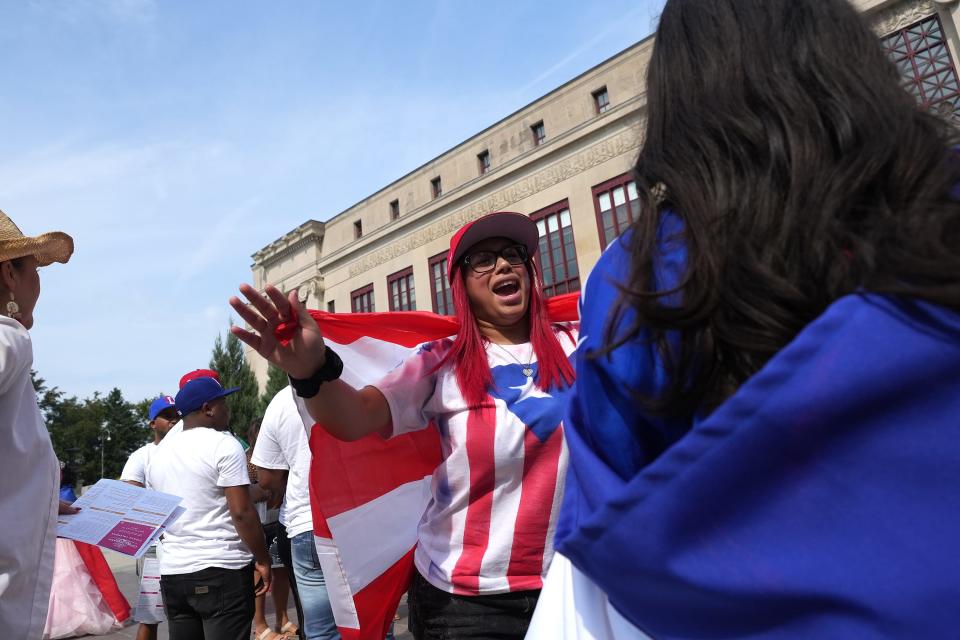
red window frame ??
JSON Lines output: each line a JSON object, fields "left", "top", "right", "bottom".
{"left": 350, "top": 284, "right": 375, "bottom": 313}
{"left": 593, "top": 86, "right": 610, "bottom": 114}
{"left": 882, "top": 14, "right": 960, "bottom": 121}
{"left": 531, "top": 200, "right": 580, "bottom": 297}
{"left": 531, "top": 121, "right": 546, "bottom": 146}
{"left": 428, "top": 252, "right": 454, "bottom": 316}
{"left": 387, "top": 267, "right": 416, "bottom": 311}
{"left": 592, "top": 173, "right": 640, "bottom": 249}
{"left": 478, "top": 150, "right": 491, "bottom": 175}
{"left": 431, "top": 176, "right": 442, "bottom": 199}
{"left": 390, "top": 199, "right": 400, "bottom": 220}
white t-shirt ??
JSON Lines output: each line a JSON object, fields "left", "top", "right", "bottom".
{"left": 120, "top": 442, "right": 156, "bottom": 486}
{"left": 375, "top": 328, "right": 577, "bottom": 595}
{"left": 146, "top": 426, "right": 253, "bottom": 575}
{"left": 250, "top": 386, "right": 313, "bottom": 539}
{"left": 0, "top": 316, "right": 59, "bottom": 639}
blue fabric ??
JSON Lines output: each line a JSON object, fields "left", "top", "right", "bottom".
{"left": 555, "top": 231, "right": 960, "bottom": 638}
{"left": 59, "top": 485, "right": 77, "bottom": 503}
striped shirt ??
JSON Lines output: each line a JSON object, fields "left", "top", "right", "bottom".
{"left": 377, "top": 327, "right": 576, "bottom": 595}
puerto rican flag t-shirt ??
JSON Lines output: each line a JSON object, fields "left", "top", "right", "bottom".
{"left": 375, "top": 327, "right": 577, "bottom": 596}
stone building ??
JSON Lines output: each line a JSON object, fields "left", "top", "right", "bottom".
{"left": 247, "top": 0, "right": 960, "bottom": 386}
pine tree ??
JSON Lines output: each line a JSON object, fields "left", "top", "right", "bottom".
{"left": 210, "top": 325, "right": 262, "bottom": 442}
{"left": 259, "top": 364, "right": 289, "bottom": 413}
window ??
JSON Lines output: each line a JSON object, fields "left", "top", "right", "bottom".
{"left": 428, "top": 252, "right": 454, "bottom": 315}
{"left": 531, "top": 121, "right": 546, "bottom": 146}
{"left": 390, "top": 199, "right": 400, "bottom": 220}
{"left": 593, "top": 174, "right": 640, "bottom": 249}
{"left": 431, "top": 176, "right": 443, "bottom": 199}
{"left": 593, "top": 86, "right": 610, "bottom": 114}
{"left": 350, "top": 284, "right": 375, "bottom": 313}
{"left": 477, "top": 150, "right": 491, "bottom": 175}
{"left": 354, "top": 220, "right": 363, "bottom": 240}
{"left": 531, "top": 201, "right": 580, "bottom": 297}
{"left": 882, "top": 14, "right": 960, "bottom": 122}
{"left": 327, "top": 300, "right": 335, "bottom": 313}
{"left": 387, "top": 267, "right": 416, "bottom": 311}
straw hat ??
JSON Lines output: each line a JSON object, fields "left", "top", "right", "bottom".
{"left": 0, "top": 209, "right": 74, "bottom": 267}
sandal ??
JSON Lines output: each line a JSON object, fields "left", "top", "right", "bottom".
{"left": 279, "top": 621, "right": 300, "bottom": 637}
{"left": 255, "top": 628, "right": 284, "bottom": 640}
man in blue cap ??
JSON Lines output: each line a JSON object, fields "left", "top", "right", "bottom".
{"left": 120, "top": 395, "right": 181, "bottom": 640}
{"left": 147, "top": 377, "right": 272, "bottom": 640}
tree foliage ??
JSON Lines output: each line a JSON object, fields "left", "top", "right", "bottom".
{"left": 259, "top": 364, "right": 289, "bottom": 413}
{"left": 210, "top": 325, "right": 261, "bottom": 440}
{"left": 32, "top": 370, "right": 154, "bottom": 486}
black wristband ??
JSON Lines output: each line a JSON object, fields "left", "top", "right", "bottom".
{"left": 289, "top": 346, "right": 344, "bottom": 398}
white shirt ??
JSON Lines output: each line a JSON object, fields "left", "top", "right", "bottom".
{"left": 146, "top": 426, "right": 253, "bottom": 575}
{"left": 250, "top": 386, "right": 313, "bottom": 538}
{"left": 376, "top": 329, "right": 576, "bottom": 595}
{"left": 120, "top": 442, "right": 156, "bottom": 486}
{"left": 0, "top": 316, "right": 59, "bottom": 640}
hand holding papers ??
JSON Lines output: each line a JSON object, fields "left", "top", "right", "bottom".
{"left": 57, "top": 479, "right": 183, "bottom": 558}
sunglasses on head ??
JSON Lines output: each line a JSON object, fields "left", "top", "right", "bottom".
{"left": 462, "top": 244, "right": 529, "bottom": 274}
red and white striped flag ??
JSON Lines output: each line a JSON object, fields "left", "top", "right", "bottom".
{"left": 276, "top": 294, "right": 578, "bottom": 640}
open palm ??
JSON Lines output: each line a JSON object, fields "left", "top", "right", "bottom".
{"left": 229, "top": 283, "right": 327, "bottom": 379}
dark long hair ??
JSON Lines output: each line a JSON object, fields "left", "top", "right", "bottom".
{"left": 617, "top": 0, "right": 960, "bottom": 417}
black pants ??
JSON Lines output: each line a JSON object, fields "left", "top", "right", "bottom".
{"left": 274, "top": 525, "right": 306, "bottom": 640}
{"left": 407, "top": 571, "right": 540, "bottom": 640}
{"left": 160, "top": 564, "right": 255, "bottom": 640}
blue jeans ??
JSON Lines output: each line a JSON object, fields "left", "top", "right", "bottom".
{"left": 289, "top": 532, "right": 339, "bottom": 640}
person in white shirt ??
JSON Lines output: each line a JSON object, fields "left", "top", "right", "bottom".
{"left": 121, "top": 395, "right": 179, "bottom": 487}
{"left": 0, "top": 210, "right": 77, "bottom": 640}
{"left": 147, "top": 376, "right": 272, "bottom": 640}
{"left": 120, "top": 394, "right": 180, "bottom": 640}
{"left": 251, "top": 386, "right": 337, "bottom": 640}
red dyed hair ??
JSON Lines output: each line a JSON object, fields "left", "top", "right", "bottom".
{"left": 439, "top": 258, "right": 575, "bottom": 407}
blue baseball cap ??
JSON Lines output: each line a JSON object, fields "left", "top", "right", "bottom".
{"left": 148, "top": 395, "right": 178, "bottom": 421}
{"left": 175, "top": 377, "right": 240, "bottom": 416}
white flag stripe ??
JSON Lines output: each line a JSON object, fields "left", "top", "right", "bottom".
{"left": 331, "top": 336, "right": 426, "bottom": 389}
{"left": 327, "top": 478, "right": 434, "bottom": 593}
{"left": 314, "top": 535, "right": 361, "bottom": 630}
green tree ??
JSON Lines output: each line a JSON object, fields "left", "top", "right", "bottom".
{"left": 259, "top": 364, "right": 289, "bottom": 413}
{"left": 210, "top": 325, "right": 261, "bottom": 440}
{"left": 33, "top": 370, "right": 157, "bottom": 486}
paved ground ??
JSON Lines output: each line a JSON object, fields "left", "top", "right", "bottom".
{"left": 95, "top": 551, "right": 412, "bottom": 639}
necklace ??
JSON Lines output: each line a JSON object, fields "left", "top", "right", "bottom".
{"left": 492, "top": 342, "right": 535, "bottom": 377}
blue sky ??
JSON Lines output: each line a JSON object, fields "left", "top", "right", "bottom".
{"left": 0, "top": 0, "right": 664, "bottom": 403}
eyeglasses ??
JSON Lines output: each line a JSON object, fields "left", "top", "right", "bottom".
{"left": 462, "top": 244, "right": 529, "bottom": 274}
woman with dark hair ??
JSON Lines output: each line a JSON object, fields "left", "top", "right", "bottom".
{"left": 231, "top": 212, "right": 577, "bottom": 639}
{"left": 529, "top": 0, "right": 960, "bottom": 638}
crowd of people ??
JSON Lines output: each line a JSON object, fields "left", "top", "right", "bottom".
{"left": 3, "top": 0, "right": 960, "bottom": 639}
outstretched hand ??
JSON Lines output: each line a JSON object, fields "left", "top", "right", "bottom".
{"left": 229, "top": 284, "right": 327, "bottom": 379}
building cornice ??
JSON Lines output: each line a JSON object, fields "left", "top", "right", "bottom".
{"left": 252, "top": 219, "right": 325, "bottom": 268}
{"left": 311, "top": 93, "right": 645, "bottom": 275}
{"left": 871, "top": 0, "right": 940, "bottom": 34}
{"left": 340, "top": 118, "right": 643, "bottom": 278}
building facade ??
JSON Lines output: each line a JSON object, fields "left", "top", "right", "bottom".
{"left": 248, "top": 0, "right": 960, "bottom": 386}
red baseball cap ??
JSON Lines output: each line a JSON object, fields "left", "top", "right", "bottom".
{"left": 179, "top": 368, "right": 221, "bottom": 389}
{"left": 447, "top": 212, "right": 539, "bottom": 281}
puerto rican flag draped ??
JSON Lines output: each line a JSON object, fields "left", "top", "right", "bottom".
{"left": 276, "top": 293, "right": 578, "bottom": 640}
